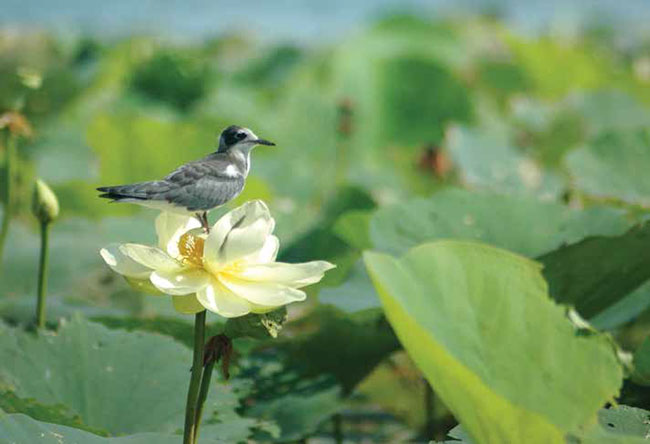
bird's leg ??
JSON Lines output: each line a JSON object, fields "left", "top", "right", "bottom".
{"left": 196, "top": 212, "right": 210, "bottom": 233}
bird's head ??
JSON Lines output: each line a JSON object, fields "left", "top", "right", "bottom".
{"left": 217, "top": 125, "right": 275, "bottom": 153}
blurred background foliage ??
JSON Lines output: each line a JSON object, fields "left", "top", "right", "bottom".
{"left": 2, "top": 1, "right": 650, "bottom": 442}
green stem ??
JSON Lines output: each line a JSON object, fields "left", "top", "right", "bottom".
{"left": 0, "top": 133, "right": 16, "bottom": 267}
{"left": 35, "top": 222, "right": 51, "bottom": 329}
{"left": 193, "top": 357, "right": 215, "bottom": 443}
{"left": 183, "top": 310, "right": 206, "bottom": 444}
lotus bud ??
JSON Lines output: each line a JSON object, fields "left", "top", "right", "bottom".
{"left": 32, "top": 179, "right": 59, "bottom": 225}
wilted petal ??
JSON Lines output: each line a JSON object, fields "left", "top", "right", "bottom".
{"left": 235, "top": 261, "right": 335, "bottom": 288}
{"left": 197, "top": 279, "right": 252, "bottom": 318}
{"left": 204, "top": 201, "right": 274, "bottom": 269}
{"left": 150, "top": 269, "right": 210, "bottom": 295}
{"left": 172, "top": 295, "right": 205, "bottom": 314}
{"left": 243, "top": 235, "right": 280, "bottom": 264}
{"left": 155, "top": 211, "right": 202, "bottom": 258}
{"left": 119, "top": 243, "right": 182, "bottom": 272}
{"left": 219, "top": 275, "right": 306, "bottom": 306}
{"left": 100, "top": 244, "right": 151, "bottom": 279}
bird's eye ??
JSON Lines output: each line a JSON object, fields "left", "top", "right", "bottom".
{"left": 236, "top": 132, "right": 246, "bottom": 140}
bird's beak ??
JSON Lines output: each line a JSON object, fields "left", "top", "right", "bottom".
{"left": 254, "top": 139, "right": 275, "bottom": 146}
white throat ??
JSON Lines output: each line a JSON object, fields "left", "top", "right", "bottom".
{"left": 232, "top": 146, "right": 252, "bottom": 176}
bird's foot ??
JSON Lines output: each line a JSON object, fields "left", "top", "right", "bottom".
{"left": 196, "top": 212, "right": 210, "bottom": 233}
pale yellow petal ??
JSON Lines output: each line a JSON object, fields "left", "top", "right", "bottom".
{"left": 150, "top": 269, "right": 210, "bottom": 296}
{"left": 243, "top": 235, "right": 280, "bottom": 264}
{"left": 218, "top": 275, "right": 306, "bottom": 306}
{"left": 119, "top": 243, "right": 182, "bottom": 272}
{"left": 203, "top": 200, "right": 274, "bottom": 269}
{"left": 172, "top": 295, "right": 206, "bottom": 314}
{"left": 196, "top": 279, "right": 252, "bottom": 318}
{"left": 155, "top": 211, "right": 202, "bottom": 258}
{"left": 235, "top": 261, "right": 335, "bottom": 288}
{"left": 100, "top": 244, "right": 151, "bottom": 279}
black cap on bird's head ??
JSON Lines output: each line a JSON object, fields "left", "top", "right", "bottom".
{"left": 218, "top": 125, "right": 275, "bottom": 153}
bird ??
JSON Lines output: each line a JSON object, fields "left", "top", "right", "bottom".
{"left": 97, "top": 125, "right": 274, "bottom": 230}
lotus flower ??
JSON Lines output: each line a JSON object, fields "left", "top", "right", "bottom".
{"left": 100, "top": 200, "right": 335, "bottom": 317}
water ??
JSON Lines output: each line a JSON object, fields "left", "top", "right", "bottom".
{"left": 1, "top": 0, "right": 649, "bottom": 42}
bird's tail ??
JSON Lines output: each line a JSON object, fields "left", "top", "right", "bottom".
{"left": 97, "top": 181, "right": 163, "bottom": 202}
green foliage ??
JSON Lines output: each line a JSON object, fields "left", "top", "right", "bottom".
{"left": 446, "top": 126, "right": 565, "bottom": 197}
{"left": 91, "top": 316, "right": 224, "bottom": 348}
{"left": 280, "top": 306, "right": 400, "bottom": 395}
{"left": 539, "top": 222, "right": 650, "bottom": 322}
{"left": 566, "top": 130, "right": 650, "bottom": 206}
{"left": 598, "top": 405, "right": 650, "bottom": 438}
{"left": 572, "top": 406, "right": 650, "bottom": 443}
{"left": 319, "top": 259, "right": 380, "bottom": 313}
{"left": 365, "top": 241, "right": 623, "bottom": 443}
{"left": 0, "top": 414, "right": 180, "bottom": 444}
{"left": 632, "top": 337, "right": 650, "bottom": 386}
{"left": 238, "top": 352, "right": 343, "bottom": 441}
{"left": 0, "top": 215, "right": 155, "bottom": 316}
{"left": 0, "top": 391, "right": 108, "bottom": 436}
{"left": 235, "top": 45, "right": 303, "bottom": 90}
{"left": 247, "top": 378, "right": 341, "bottom": 441}
{"left": 130, "top": 49, "right": 210, "bottom": 111}
{"left": 2, "top": 12, "right": 650, "bottom": 443}
{"left": 0, "top": 315, "right": 217, "bottom": 434}
{"left": 378, "top": 56, "right": 473, "bottom": 146}
{"left": 369, "top": 188, "right": 629, "bottom": 257}
{"left": 224, "top": 307, "right": 287, "bottom": 339}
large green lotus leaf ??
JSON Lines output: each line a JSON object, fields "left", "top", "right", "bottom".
{"left": 566, "top": 130, "right": 650, "bottom": 206}
{"left": 364, "top": 241, "right": 623, "bottom": 443}
{"left": 0, "top": 414, "right": 179, "bottom": 444}
{"left": 370, "top": 188, "right": 629, "bottom": 257}
{"left": 597, "top": 406, "right": 650, "bottom": 437}
{"left": 570, "top": 407, "right": 650, "bottom": 443}
{"left": 573, "top": 91, "right": 650, "bottom": 136}
{"left": 539, "top": 223, "right": 650, "bottom": 321}
{"left": 450, "top": 407, "right": 650, "bottom": 444}
{"left": 0, "top": 315, "right": 215, "bottom": 435}
{"left": 91, "top": 316, "right": 224, "bottom": 349}
{"left": 446, "top": 126, "right": 564, "bottom": 197}
{"left": 0, "top": 391, "right": 108, "bottom": 436}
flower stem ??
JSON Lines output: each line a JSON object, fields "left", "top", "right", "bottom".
{"left": 35, "top": 222, "right": 51, "bottom": 329}
{"left": 193, "top": 358, "right": 215, "bottom": 443}
{"left": 183, "top": 310, "right": 206, "bottom": 444}
{"left": 0, "top": 132, "right": 16, "bottom": 267}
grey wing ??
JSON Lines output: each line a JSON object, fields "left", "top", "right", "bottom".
{"left": 162, "top": 160, "right": 244, "bottom": 211}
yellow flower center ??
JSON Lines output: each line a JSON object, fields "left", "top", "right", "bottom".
{"left": 177, "top": 230, "right": 247, "bottom": 277}
{"left": 218, "top": 259, "right": 246, "bottom": 277}
{"left": 178, "top": 231, "right": 205, "bottom": 267}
